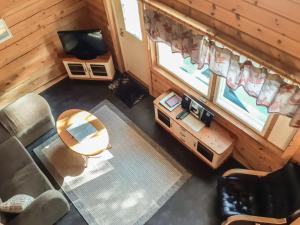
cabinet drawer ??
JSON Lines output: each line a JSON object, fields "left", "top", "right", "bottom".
{"left": 171, "top": 120, "right": 197, "bottom": 150}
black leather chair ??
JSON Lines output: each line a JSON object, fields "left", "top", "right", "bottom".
{"left": 217, "top": 163, "right": 300, "bottom": 225}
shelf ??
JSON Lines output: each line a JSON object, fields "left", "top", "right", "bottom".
{"left": 62, "top": 53, "right": 115, "bottom": 81}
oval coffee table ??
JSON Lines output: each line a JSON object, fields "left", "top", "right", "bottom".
{"left": 56, "top": 109, "right": 111, "bottom": 167}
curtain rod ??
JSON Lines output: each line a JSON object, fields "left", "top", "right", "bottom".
{"left": 141, "top": 0, "right": 300, "bottom": 84}
{"left": 141, "top": 0, "right": 216, "bottom": 37}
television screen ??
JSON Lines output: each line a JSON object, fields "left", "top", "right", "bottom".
{"left": 57, "top": 29, "right": 107, "bottom": 60}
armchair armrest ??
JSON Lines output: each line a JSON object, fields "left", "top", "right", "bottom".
{"left": 223, "top": 215, "right": 287, "bottom": 225}
{"left": 7, "top": 190, "right": 70, "bottom": 225}
{"left": 291, "top": 217, "right": 300, "bottom": 225}
{"left": 222, "top": 168, "right": 270, "bottom": 177}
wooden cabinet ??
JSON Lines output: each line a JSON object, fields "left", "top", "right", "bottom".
{"left": 63, "top": 53, "right": 115, "bottom": 81}
{"left": 154, "top": 92, "right": 235, "bottom": 169}
{"left": 63, "top": 61, "right": 90, "bottom": 78}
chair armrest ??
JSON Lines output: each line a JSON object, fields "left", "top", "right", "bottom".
{"left": 291, "top": 217, "right": 300, "bottom": 225}
{"left": 7, "top": 190, "right": 70, "bottom": 225}
{"left": 223, "top": 215, "right": 287, "bottom": 225}
{"left": 222, "top": 168, "right": 270, "bottom": 177}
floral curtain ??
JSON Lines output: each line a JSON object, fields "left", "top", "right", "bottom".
{"left": 144, "top": 9, "right": 300, "bottom": 128}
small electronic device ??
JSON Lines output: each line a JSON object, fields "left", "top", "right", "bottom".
{"left": 176, "top": 110, "right": 189, "bottom": 120}
{"left": 165, "top": 95, "right": 181, "bottom": 108}
{"left": 181, "top": 94, "right": 214, "bottom": 127}
{"left": 201, "top": 111, "right": 214, "bottom": 127}
{"left": 189, "top": 100, "right": 204, "bottom": 119}
{"left": 181, "top": 95, "right": 192, "bottom": 110}
{"left": 160, "top": 92, "right": 182, "bottom": 112}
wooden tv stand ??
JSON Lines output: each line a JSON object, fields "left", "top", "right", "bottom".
{"left": 154, "top": 92, "right": 235, "bottom": 169}
{"left": 62, "top": 53, "right": 115, "bottom": 81}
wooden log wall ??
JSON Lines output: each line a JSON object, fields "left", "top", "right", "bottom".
{"left": 147, "top": 0, "right": 300, "bottom": 170}
{"left": 0, "top": 0, "right": 94, "bottom": 108}
{"left": 85, "top": 0, "right": 118, "bottom": 68}
{"left": 155, "top": 0, "right": 300, "bottom": 81}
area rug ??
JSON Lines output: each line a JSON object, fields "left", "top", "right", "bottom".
{"left": 33, "top": 100, "right": 190, "bottom": 225}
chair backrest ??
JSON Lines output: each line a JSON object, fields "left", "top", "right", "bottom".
{"left": 259, "top": 163, "right": 300, "bottom": 221}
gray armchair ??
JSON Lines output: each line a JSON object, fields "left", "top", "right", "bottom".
{"left": 0, "top": 93, "right": 69, "bottom": 225}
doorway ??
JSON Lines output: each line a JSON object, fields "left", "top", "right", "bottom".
{"left": 111, "top": 0, "right": 151, "bottom": 86}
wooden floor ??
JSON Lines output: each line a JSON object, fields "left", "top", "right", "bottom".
{"left": 27, "top": 78, "right": 241, "bottom": 225}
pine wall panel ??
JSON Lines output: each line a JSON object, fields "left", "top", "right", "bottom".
{"left": 0, "top": 0, "right": 93, "bottom": 108}
{"left": 156, "top": 0, "right": 300, "bottom": 80}
{"left": 151, "top": 0, "right": 300, "bottom": 166}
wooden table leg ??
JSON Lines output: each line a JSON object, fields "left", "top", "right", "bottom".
{"left": 84, "top": 155, "right": 89, "bottom": 168}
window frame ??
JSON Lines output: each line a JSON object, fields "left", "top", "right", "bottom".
{"left": 153, "top": 42, "right": 274, "bottom": 136}
{"left": 213, "top": 76, "right": 273, "bottom": 134}
{"left": 155, "top": 42, "right": 215, "bottom": 100}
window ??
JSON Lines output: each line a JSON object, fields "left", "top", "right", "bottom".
{"left": 215, "top": 77, "right": 270, "bottom": 132}
{"left": 157, "top": 42, "right": 212, "bottom": 97}
{"left": 0, "top": 19, "right": 12, "bottom": 44}
{"left": 120, "top": 0, "right": 142, "bottom": 40}
{"left": 155, "top": 42, "right": 270, "bottom": 133}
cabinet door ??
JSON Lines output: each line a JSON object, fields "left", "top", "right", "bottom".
{"left": 86, "top": 58, "right": 115, "bottom": 80}
{"left": 63, "top": 61, "right": 90, "bottom": 78}
{"left": 156, "top": 108, "right": 171, "bottom": 129}
{"left": 87, "top": 63, "right": 108, "bottom": 78}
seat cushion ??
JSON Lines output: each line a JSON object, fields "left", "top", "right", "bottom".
{"left": 217, "top": 175, "right": 260, "bottom": 220}
{"left": 259, "top": 163, "right": 300, "bottom": 218}
{"left": 0, "top": 137, "right": 52, "bottom": 200}
{"left": 0, "top": 164, "right": 52, "bottom": 200}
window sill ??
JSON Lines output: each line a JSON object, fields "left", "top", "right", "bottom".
{"left": 151, "top": 65, "right": 283, "bottom": 156}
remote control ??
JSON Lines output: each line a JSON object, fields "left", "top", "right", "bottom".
{"left": 176, "top": 110, "right": 189, "bottom": 120}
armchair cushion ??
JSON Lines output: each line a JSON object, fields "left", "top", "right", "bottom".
{"left": 0, "top": 137, "right": 52, "bottom": 200}
{"left": 218, "top": 175, "right": 260, "bottom": 220}
{"left": 260, "top": 163, "right": 300, "bottom": 219}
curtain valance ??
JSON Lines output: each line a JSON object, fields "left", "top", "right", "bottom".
{"left": 144, "top": 9, "right": 300, "bottom": 128}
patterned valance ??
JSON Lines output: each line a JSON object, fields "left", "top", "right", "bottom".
{"left": 144, "top": 9, "right": 300, "bottom": 128}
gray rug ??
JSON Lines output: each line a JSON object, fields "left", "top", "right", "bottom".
{"left": 34, "top": 100, "right": 190, "bottom": 225}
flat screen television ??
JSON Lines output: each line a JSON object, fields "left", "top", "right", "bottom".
{"left": 57, "top": 29, "right": 107, "bottom": 60}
